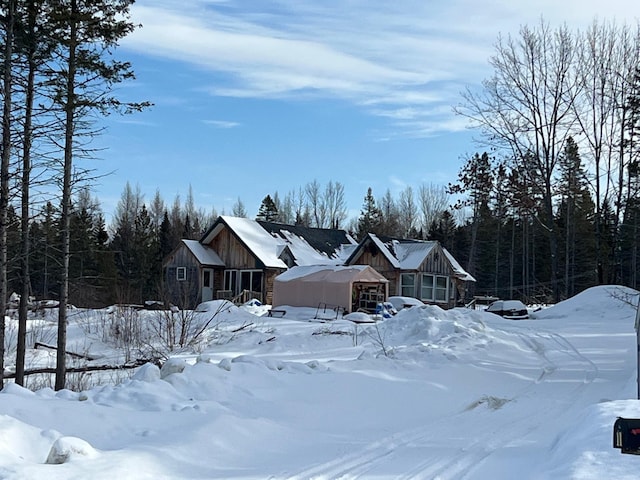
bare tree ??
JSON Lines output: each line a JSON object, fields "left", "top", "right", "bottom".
{"left": 279, "top": 191, "right": 295, "bottom": 224}
{"left": 398, "top": 186, "right": 418, "bottom": 237}
{"left": 418, "top": 182, "right": 449, "bottom": 233}
{"left": 324, "top": 180, "right": 347, "bottom": 229}
{"left": 457, "top": 20, "right": 580, "bottom": 301}
{"left": 378, "top": 189, "right": 399, "bottom": 236}
{"left": 305, "top": 179, "right": 326, "bottom": 227}
{"left": 292, "top": 187, "right": 308, "bottom": 225}
{"left": 572, "top": 21, "right": 639, "bottom": 283}
{"left": 231, "top": 197, "right": 247, "bottom": 217}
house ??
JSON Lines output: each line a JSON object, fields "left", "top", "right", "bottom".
{"left": 162, "top": 239, "right": 225, "bottom": 308}
{"left": 272, "top": 265, "right": 389, "bottom": 314}
{"left": 162, "top": 216, "right": 357, "bottom": 308}
{"left": 344, "top": 233, "right": 475, "bottom": 309}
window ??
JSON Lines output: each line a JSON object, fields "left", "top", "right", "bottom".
{"left": 420, "top": 274, "right": 448, "bottom": 303}
{"left": 224, "top": 270, "right": 238, "bottom": 294}
{"left": 400, "top": 273, "right": 415, "bottom": 297}
{"left": 240, "top": 270, "right": 263, "bottom": 293}
{"left": 435, "top": 276, "right": 448, "bottom": 302}
{"left": 176, "top": 267, "right": 187, "bottom": 282}
{"left": 421, "top": 274, "right": 434, "bottom": 301}
{"left": 203, "top": 270, "right": 212, "bottom": 288}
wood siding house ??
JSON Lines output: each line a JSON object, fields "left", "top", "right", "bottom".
{"left": 163, "top": 216, "right": 357, "bottom": 308}
{"left": 163, "top": 239, "right": 225, "bottom": 308}
{"left": 345, "top": 233, "right": 475, "bottom": 309}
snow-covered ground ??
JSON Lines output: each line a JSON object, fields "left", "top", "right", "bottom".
{"left": 1, "top": 285, "right": 640, "bottom": 479}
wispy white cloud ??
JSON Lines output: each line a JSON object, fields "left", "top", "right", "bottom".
{"left": 204, "top": 119, "right": 240, "bottom": 128}
{"left": 125, "top": 0, "right": 640, "bottom": 138}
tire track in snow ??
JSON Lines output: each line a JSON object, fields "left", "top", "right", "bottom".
{"left": 284, "top": 328, "right": 599, "bottom": 480}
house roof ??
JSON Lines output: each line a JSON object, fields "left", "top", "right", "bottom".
{"left": 258, "top": 220, "right": 356, "bottom": 266}
{"left": 182, "top": 240, "right": 225, "bottom": 267}
{"left": 209, "top": 216, "right": 289, "bottom": 269}
{"left": 347, "top": 233, "right": 475, "bottom": 282}
{"left": 275, "top": 264, "right": 388, "bottom": 284}
{"left": 442, "top": 248, "right": 476, "bottom": 282}
{"left": 200, "top": 216, "right": 356, "bottom": 269}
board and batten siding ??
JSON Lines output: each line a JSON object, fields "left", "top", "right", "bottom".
{"left": 417, "top": 244, "right": 453, "bottom": 276}
{"left": 351, "top": 250, "right": 399, "bottom": 296}
{"left": 208, "top": 227, "right": 262, "bottom": 269}
{"left": 164, "top": 244, "right": 201, "bottom": 308}
{"left": 204, "top": 225, "right": 284, "bottom": 304}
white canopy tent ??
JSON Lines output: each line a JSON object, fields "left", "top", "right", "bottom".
{"left": 273, "top": 265, "right": 389, "bottom": 313}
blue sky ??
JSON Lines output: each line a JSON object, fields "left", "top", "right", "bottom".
{"left": 93, "top": 0, "right": 640, "bottom": 224}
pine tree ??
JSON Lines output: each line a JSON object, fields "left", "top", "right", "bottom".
{"left": 448, "top": 152, "right": 494, "bottom": 289}
{"left": 357, "top": 187, "right": 383, "bottom": 240}
{"left": 556, "top": 137, "right": 596, "bottom": 297}
{"left": 257, "top": 194, "right": 279, "bottom": 222}
{"left": 159, "top": 211, "right": 174, "bottom": 259}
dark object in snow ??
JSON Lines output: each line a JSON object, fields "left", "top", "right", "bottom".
{"left": 486, "top": 300, "right": 529, "bottom": 320}
{"left": 613, "top": 417, "right": 640, "bottom": 454}
{"left": 143, "top": 300, "right": 167, "bottom": 310}
{"left": 267, "top": 309, "right": 286, "bottom": 317}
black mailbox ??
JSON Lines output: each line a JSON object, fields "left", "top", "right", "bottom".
{"left": 613, "top": 417, "right": 640, "bottom": 454}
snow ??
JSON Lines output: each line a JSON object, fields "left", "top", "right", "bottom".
{"left": 218, "top": 216, "right": 288, "bottom": 269}
{"left": 181, "top": 240, "right": 224, "bottom": 267}
{"left": 273, "top": 229, "right": 339, "bottom": 266}
{"left": 1, "top": 285, "right": 640, "bottom": 478}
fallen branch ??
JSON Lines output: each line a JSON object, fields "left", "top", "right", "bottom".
{"left": 2, "top": 359, "right": 152, "bottom": 379}
{"left": 34, "top": 342, "right": 97, "bottom": 361}
{"left": 232, "top": 322, "right": 254, "bottom": 333}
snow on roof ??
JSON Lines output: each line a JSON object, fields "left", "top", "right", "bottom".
{"left": 369, "top": 234, "right": 400, "bottom": 268}
{"left": 442, "top": 248, "right": 476, "bottom": 282}
{"left": 393, "top": 240, "right": 436, "bottom": 270}
{"left": 274, "top": 229, "right": 336, "bottom": 266}
{"left": 367, "top": 234, "right": 474, "bottom": 282}
{"left": 221, "top": 216, "right": 288, "bottom": 269}
{"left": 276, "top": 264, "right": 387, "bottom": 283}
{"left": 182, "top": 239, "right": 224, "bottom": 267}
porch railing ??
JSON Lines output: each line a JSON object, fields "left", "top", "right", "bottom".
{"left": 217, "top": 289, "right": 263, "bottom": 305}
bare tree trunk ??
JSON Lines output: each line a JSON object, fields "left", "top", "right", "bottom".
{"left": 56, "top": 0, "right": 78, "bottom": 391}
{"left": 16, "top": 0, "right": 38, "bottom": 387}
{"left": 509, "top": 217, "right": 515, "bottom": 298}
{"left": 0, "top": 0, "right": 16, "bottom": 389}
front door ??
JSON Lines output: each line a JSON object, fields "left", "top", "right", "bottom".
{"left": 202, "top": 268, "right": 214, "bottom": 302}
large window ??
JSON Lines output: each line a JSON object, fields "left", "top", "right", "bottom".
{"left": 421, "top": 274, "right": 448, "bottom": 303}
{"left": 240, "top": 270, "right": 263, "bottom": 293}
{"left": 400, "top": 273, "right": 415, "bottom": 297}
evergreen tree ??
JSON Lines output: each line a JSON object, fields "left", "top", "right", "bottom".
{"left": 556, "top": 137, "right": 596, "bottom": 297}
{"left": 159, "top": 211, "right": 174, "bottom": 259}
{"left": 448, "top": 152, "right": 494, "bottom": 291}
{"left": 428, "top": 210, "right": 457, "bottom": 250}
{"left": 133, "top": 204, "right": 158, "bottom": 300}
{"left": 357, "top": 187, "right": 383, "bottom": 240}
{"left": 257, "top": 194, "right": 279, "bottom": 222}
